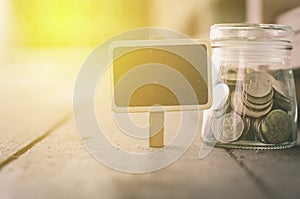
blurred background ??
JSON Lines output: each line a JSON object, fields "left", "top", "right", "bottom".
{"left": 2, "top": 0, "right": 300, "bottom": 47}
{"left": 0, "top": 0, "right": 300, "bottom": 110}
{"left": 1, "top": 0, "right": 245, "bottom": 49}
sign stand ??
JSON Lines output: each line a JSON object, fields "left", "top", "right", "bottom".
{"left": 149, "top": 111, "right": 164, "bottom": 147}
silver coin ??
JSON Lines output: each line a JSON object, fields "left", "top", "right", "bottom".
{"left": 273, "top": 89, "right": 291, "bottom": 111}
{"left": 273, "top": 90, "right": 291, "bottom": 109}
{"left": 269, "top": 74, "right": 289, "bottom": 99}
{"left": 261, "top": 109, "right": 292, "bottom": 144}
{"left": 254, "top": 118, "right": 267, "bottom": 143}
{"left": 243, "top": 88, "right": 273, "bottom": 105}
{"left": 231, "top": 91, "right": 272, "bottom": 118}
{"left": 211, "top": 83, "right": 230, "bottom": 111}
{"left": 212, "top": 102, "right": 229, "bottom": 118}
{"left": 213, "top": 112, "right": 244, "bottom": 143}
{"left": 219, "top": 65, "right": 246, "bottom": 81}
{"left": 274, "top": 90, "right": 290, "bottom": 103}
{"left": 273, "top": 99, "right": 291, "bottom": 111}
{"left": 243, "top": 95, "right": 273, "bottom": 110}
{"left": 243, "top": 117, "right": 251, "bottom": 133}
{"left": 244, "top": 71, "right": 272, "bottom": 98}
{"left": 241, "top": 116, "right": 255, "bottom": 141}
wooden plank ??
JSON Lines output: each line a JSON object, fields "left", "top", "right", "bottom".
{"left": 0, "top": 120, "right": 266, "bottom": 199}
{"left": 231, "top": 148, "right": 300, "bottom": 199}
{"left": 0, "top": 50, "right": 79, "bottom": 165}
{"left": 0, "top": 76, "right": 71, "bottom": 165}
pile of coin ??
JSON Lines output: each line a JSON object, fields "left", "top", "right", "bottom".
{"left": 205, "top": 69, "right": 293, "bottom": 145}
{"left": 272, "top": 79, "right": 292, "bottom": 112}
{"left": 231, "top": 72, "right": 273, "bottom": 118}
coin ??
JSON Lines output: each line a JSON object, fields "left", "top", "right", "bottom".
{"left": 210, "top": 83, "right": 230, "bottom": 117}
{"left": 254, "top": 118, "right": 267, "bottom": 143}
{"left": 231, "top": 91, "right": 272, "bottom": 118}
{"left": 220, "top": 65, "right": 247, "bottom": 82}
{"left": 211, "top": 83, "right": 229, "bottom": 111}
{"left": 273, "top": 90, "right": 291, "bottom": 111}
{"left": 273, "top": 99, "right": 292, "bottom": 112}
{"left": 273, "top": 102, "right": 291, "bottom": 112}
{"left": 221, "top": 79, "right": 240, "bottom": 86}
{"left": 240, "top": 116, "right": 255, "bottom": 140}
{"left": 243, "top": 89, "right": 273, "bottom": 105}
{"left": 261, "top": 109, "right": 292, "bottom": 144}
{"left": 269, "top": 69, "right": 285, "bottom": 81}
{"left": 271, "top": 77, "right": 289, "bottom": 99}
{"left": 213, "top": 112, "right": 244, "bottom": 143}
{"left": 242, "top": 94, "right": 273, "bottom": 110}
{"left": 244, "top": 71, "right": 272, "bottom": 98}
{"left": 212, "top": 102, "right": 230, "bottom": 117}
{"left": 242, "top": 117, "right": 251, "bottom": 134}
{"left": 274, "top": 89, "right": 290, "bottom": 103}
{"left": 273, "top": 95, "right": 291, "bottom": 111}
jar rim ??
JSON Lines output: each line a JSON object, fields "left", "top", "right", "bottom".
{"left": 210, "top": 23, "right": 294, "bottom": 42}
{"left": 211, "top": 23, "right": 292, "bottom": 31}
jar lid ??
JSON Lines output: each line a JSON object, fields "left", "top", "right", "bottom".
{"left": 210, "top": 23, "right": 294, "bottom": 42}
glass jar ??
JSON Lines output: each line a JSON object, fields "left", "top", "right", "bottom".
{"left": 202, "top": 24, "right": 298, "bottom": 149}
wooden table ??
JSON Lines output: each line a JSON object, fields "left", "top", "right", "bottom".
{"left": 1, "top": 49, "right": 300, "bottom": 199}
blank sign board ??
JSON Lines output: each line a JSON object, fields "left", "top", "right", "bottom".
{"left": 109, "top": 40, "right": 212, "bottom": 112}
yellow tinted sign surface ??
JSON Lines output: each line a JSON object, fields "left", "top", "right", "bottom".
{"left": 111, "top": 41, "right": 211, "bottom": 111}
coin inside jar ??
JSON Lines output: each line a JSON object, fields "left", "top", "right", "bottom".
{"left": 269, "top": 73, "right": 289, "bottom": 98}
{"left": 231, "top": 91, "right": 272, "bottom": 118}
{"left": 212, "top": 112, "right": 244, "bottom": 143}
{"left": 244, "top": 71, "right": 272, "bottom": 98}
{"left": 219, "top": 65, "right": 246, "bottom": 82}
{"left": 243, "top": 88, "right": 273, "bottom": 105}
{"left": 211, "top": 83, "right": 230, "bottom": 117}
{"left": 273, "top": 89, "right": 292, "bottom": 111}
{"left": 240, "top": 116, "right": 254, "bottom": 140}
{"left": 253, "top": 118, "right": 267, "bottom": 143}
{"left": 242, "top": 95, "right": 273, "bottom": 110}
{"left": 261, "top": 109, "right": 292, "bottom": 144}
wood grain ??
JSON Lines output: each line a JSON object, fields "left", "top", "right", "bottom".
{"left": 231, "top": 148, "right": 300, "bottom": 199}
{"left": 0, "top": 120, "right": 266, "bottom": 199}
{"left": 0, "top": 51, "right": 78, "bottom": 166}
